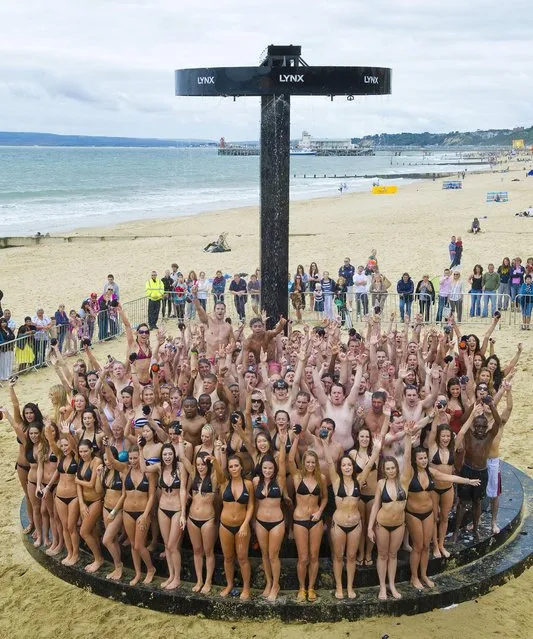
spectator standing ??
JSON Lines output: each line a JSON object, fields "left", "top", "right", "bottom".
{"left": 102, "top": 274, "right": 120, "bottom": 300}
{"left": 2, "top": 309, "right": 16, "bottom": 332}
{"left": 450, "top": 237, "right": 463, "bottom": 269}
{"left": 353, "top": 265, "right": 369, "bottom": 318}
{"left": 519, "top": 274, "right": 533, "bottom": 330}
{"left": 320, "top": 271, "right": 335, "bottom": 319}
{"left": 0, "top": 316, "right": 15, "bottom": 380}
{"left": 497, "top": 258, "right": 511, "bottom": 311}
{"left": 15, "top": 317, "right": 36, "bottom": 371}
{"left": 415, "top": 275, "right": 435, "bottom": 322}
{"left": 212, "top": 270, "right": 226, "bottom": 305}
{"left": 161, "top": 270, "right": 174, "bottom": 319}
{"left": 145, "top": 270, "right": 164, "bottom": 330}
{"left": 469, "top": 264, "right": 484, "bottom": 317}
{"left": 448, "top": 236, "right": 457, "bottom": 264}
{"left": 32, "top": 308, "right": 52, "bottom": 368}
{"left": 248, "top": 273, "right": 261, "bottom": 316}
{"left": 449, "top": 271, "right": 465, "bottom": 322}
{"left": 482, "top": 264, "right": 500, "bottom": 318}
{"left": 396, "top": 272, "right": 414, "bottom": 321}
{"left": 229, "top": 274, "right": 247, "bottom": 321}
{"left": 196, "top": 271, "right": 210, "bottom": 311}
{"left": 338, "top": 257, "right": 355, "bottom": 311}
{"left": 97, "top": 288, "right": 118, "bottom": 340}
{"left": 436, "top": 268, "right": 453, "bottom": 322}
{"left": 54, "top": 304, "right": 70, "bottom": 352}
{"left": 510, "top": 258, "right": 525, "bottom": 310}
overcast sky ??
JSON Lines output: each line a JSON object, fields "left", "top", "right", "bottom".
{"left": 1, "top": 0, "right": 532, "bottom": 140}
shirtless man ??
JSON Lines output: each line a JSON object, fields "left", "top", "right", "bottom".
{"left": 312, "top": 356, "right": 364, "bottom": 451}
{"left": 364, "top": 391, "right": 388, "bottom": 437}
{"left": 242, "top": 316, "right": 287, "bottom": 368}
{"left": 211, "top": 400, "right": 231, "bottom": 440}
{"left": 487, "top": 380, "right": 513, "bottom": 534}
{"left": 180, "top": 397, "right": 207, "bottom": 447}
{"left": 290, "top": 391, "right": 321, "bottom": 435}
{"left": 453, "top": 400, "right": 502, "bottom": 541}
{"left": 192, "top": 294, "right": 234, "bottom": 358}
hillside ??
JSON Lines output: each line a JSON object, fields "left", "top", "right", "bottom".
{"left": 0, "top": 132, "right": 216, "bottom": 147}
{"left": 353, "top": 126, "right": 533, "bottom": 148}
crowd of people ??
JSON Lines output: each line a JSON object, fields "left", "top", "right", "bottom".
{"left": 1, "top": 287, "right": 521, "bottom": 602}
{"left": 1, "top": 251, "right": 533, "bottom": 383}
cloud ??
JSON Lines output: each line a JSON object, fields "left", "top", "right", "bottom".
{"left": 0, "top": 0, "right": 532, "bottom": 138}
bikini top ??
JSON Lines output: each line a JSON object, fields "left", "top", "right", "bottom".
{"left": 25, "top": 446, "right": 37, "bottom": 465}
{"left": 81, "top": 428, "right": 100, "bottom": 452}
{"left": 409, "top": 471, "right": 435, "bottom": 493}
{"left": 431, "top": 447, "right": 455, "bottom": 466}
{"left": 136, "top": 344, "right": 152, "bottom": 360}
{"left": 336, "top": 478, "right": 360, "bottom": 499}
{"left": 296, "top": 479, "right": 321, "bottom": 497}
{"left": 134, "top": 417, "right": 161, "bottom": 430}
{"left": 192, "top": 474, "right": 214, "bottom": 494}
{"left": 105, "top": 469, "right": 123, "bottom": 492}
{"left": 159, "top": 470, "right": 181, "bottom": 492}
{"left": 226, "top": 437, "right": 247, "bottom": 457}
{"left": 222, "top": 479, "right": 249, "bottom": 504}
{"left": 145, "top": 456, "right": 160, "bottom": 466}
{"left": 381, "top": 481, "right": 406, "bottom": 503}
{"left": 77, "top": 462, "right": 92, "bottom": 482}
{"left": 272, "top": 432, "right": 292, "bottom": 454}
{"left": 353, "top": 455, "right": 377, "bottom": 475}
{"left": 125, "top": 470, "right": 150, "bottom": 493}
{"left": 58, "top": 456, "right": 78, "bottom": 475}
{"left": 48, "top": 452, "right": 58, "bottom": 463}
{"left": 255, "top": 479, "right": 282, "bottom": 500}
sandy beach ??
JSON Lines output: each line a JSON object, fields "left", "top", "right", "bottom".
{"left": 1, "top": 163, "right": 533, "bottom": 639}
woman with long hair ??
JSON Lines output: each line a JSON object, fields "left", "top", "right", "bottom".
{"left": 253, "top": 433, "right": 287, "bottom": 601}
{"left": 140, "top": 442, "right": 187, "bottom": 590}
{"left": 100, "top": 442, "right": 126, "bottom": 580}
{"left": 349, "top": 427, "right": 379, "bottom": 566}
{"left": 75, "top": 438, "right": 104, "bottom": 572}
{"left": 368, "top": 424, "right": 413, "bottom": 601}
{"left": 323, "top": 437, "right": 382, "bottom": 599}
{"left": 187, "top": 450, "right": 219, "bottom": 594}
{"left": 308, "top": 262, "right": 320, "bottom": 292}
{"left": 213, "top": 453, "right": 255, "bottom": 599}
{"left": 288, "top": 432, "right": 327, "bottom": 602}
{"left": 405, "top": 445, "right": 480, "bottom": 591}
{"left": 37, "top": 421, "right": 61, "bottom": 555}
{"left": 497, "top": 257, "right": 511, "bottom": 311}
{"left": 468, "top": 264, "right": 483, "bottom": 317}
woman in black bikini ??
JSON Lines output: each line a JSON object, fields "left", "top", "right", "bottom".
{"left": 213, "top": 454, "right": 255, "bottom": 599}
{"left": 323, "top": 437, "right": 382, "bottom": 600}
{"left": 288, "top": 432, "right": 327, "bottom": 603}
{"left": 252, "top": 431, "right": 288, "bottom": 601}
{"left": 75, "top": 439, "right": 104, "bottom": 573}
{"left": 37, "top": 421, "right": 61, "bottom": 556}
{"left": 405, "top": 445, "right": 481, "bottom": 591}
{"left": 108, "top": 446, "right": 157, "bottom": 585}
{"left": 100, "top": 442, "right": 126, "bottom": 580}
{"left": 140, "top": 443, "right": 187, "bottom": 590}
{"left": 187, "top": 451, "right": 219, "bottom": 594}
{"left": 45, "top": 422, "right": 80, "bottom": 566}
{"left": 428, "top": 423, "right": 457, "bottom": 558}
{"left": 4, "top": 379, "right": 44, "bottom": 534}
{"left": 77, "top": 408, "right": 104, "bottom": 456}
{"left": 368, "top": 424, "right": 413, "bottom": 601}
{"left": 349, "top": 426, "right": 379, "bottom": 567}
{"left": 23, "top": 423, "right": 45, "bottom": 548}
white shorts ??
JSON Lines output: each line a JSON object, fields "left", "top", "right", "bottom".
{"left": 486, "top": 457, "right": 501, "bottom": 498}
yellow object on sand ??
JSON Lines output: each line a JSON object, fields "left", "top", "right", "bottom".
{"left": 372, "top": 185, "right": 398, "bottom": 194}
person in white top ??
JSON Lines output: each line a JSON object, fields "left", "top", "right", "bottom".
{"left": 353, "top": 265, "right": 370, "bottom": 318}
{"left": 196, "top": 272, "right": 210, "bottom": 310}
{"left": 32, "top": 309, "right": 52, "bottom": 368}
{"left": 449, "top": 271, "right": 465, "bottom": 322}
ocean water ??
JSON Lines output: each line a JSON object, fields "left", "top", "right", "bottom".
{"left": 0, "top": 147, "right": 489, "bottom": 236}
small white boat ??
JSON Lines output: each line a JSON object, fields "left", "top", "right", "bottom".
{"left": 290, "top": 148, "right": 316, "bottom": 156}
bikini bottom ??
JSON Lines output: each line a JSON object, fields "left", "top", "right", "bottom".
{"left": 293, "top": 518, "right": 322, "bottom": 530}
{"left": 159, "top": 508, "right": 180, "bottom": 520}
{"left": 256, "top": 518, "right": 284, "bottom": 532}
{"left": 434, "top": 486, "right": 453, "bottom": 495}
{"left": 15, "top": 461, "right": 30, "bottom": 472}
{"left": 124, "top": 510, "right": 144, "bottom": 521}
{"left": 333, "top": 520, "right": 361, "bottom": 535}
{"left": 56, "top": 495, "right": 77, "bottom": 505}
{"left": 220, "top": 521, "right": 244, "bottom": 535}
{"left": 189, "top": 517, "right": 215, "bottom": 529}
{"left": 406, "top": 509, "right": 433, "bottom": 521}
{"left": 360, "top": 494, "right": 374, "bottom": 504}
{"left": 379, "top": 522, "right": 404, "bottom": 533}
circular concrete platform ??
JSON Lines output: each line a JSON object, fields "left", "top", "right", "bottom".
{"left": 20, "top": 461, "right": 533, "bottom": 622}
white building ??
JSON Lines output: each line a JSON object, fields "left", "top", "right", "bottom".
{"left": 298, "top": 130, "right": 356, "bottom": 150}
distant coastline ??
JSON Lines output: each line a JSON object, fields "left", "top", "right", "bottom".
{"left": 0, "top": 131, "right": 216, "bottom": 148}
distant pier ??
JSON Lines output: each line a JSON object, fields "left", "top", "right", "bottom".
{"left": 218, "top": 147, "right": 374, "bottom": 157}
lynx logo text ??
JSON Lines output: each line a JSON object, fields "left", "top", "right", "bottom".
{"left": 279, "top": 74, "right": 304, "bottom": 83}
{"left": 197, "top": 76, "right": 215, "bottom": 85}
{"left": 364, "top": 76, "right": 378, "bottom": 84}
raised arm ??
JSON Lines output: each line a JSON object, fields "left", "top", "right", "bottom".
{"left": 311, "top": 363, "right": 329, "bottom": 409}
{"left": 287, "top": 433, "right": 301, "bottom": 477}
{"left": 358, "top": 436, "right": 382, "bottom": 485}
{"left": 480, "top": 316, "right": 500, "bottom": 356}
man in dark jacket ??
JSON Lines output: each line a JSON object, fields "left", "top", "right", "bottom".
{"left": 397, "top": 273, "right": 414, "bottom": 321}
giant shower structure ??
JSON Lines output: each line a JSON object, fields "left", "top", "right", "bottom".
{"left": 175, "top": 45, "right": 392, "bottom": 326}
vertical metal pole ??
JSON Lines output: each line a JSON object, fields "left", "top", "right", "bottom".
{"left": 260, "top": 93, "right": 291, "bottom": 328}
